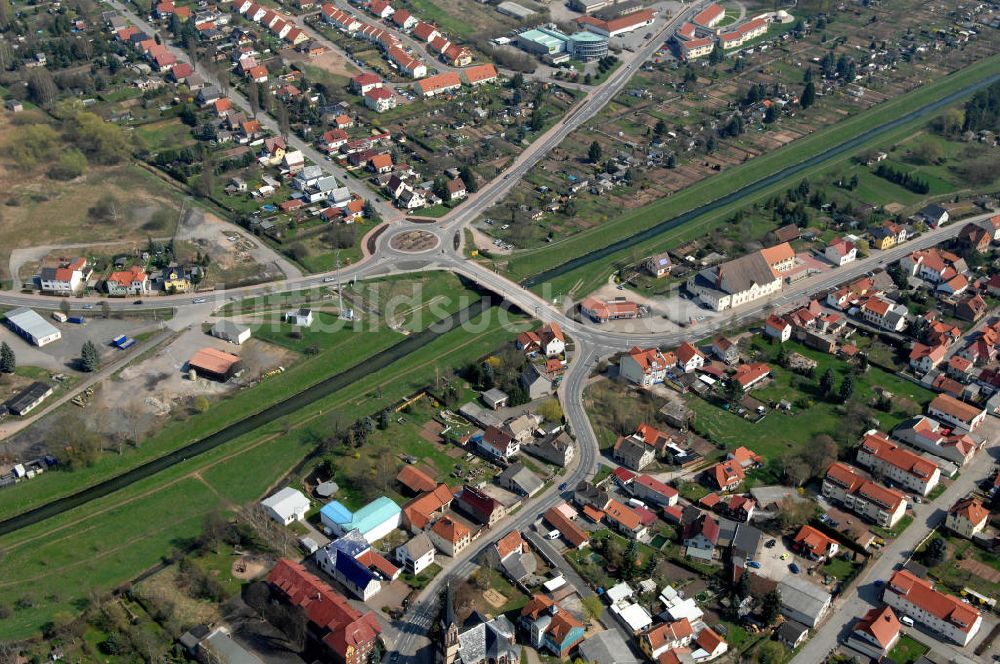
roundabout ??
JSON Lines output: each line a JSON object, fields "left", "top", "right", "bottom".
{"left": 387, "top": 229, "right": 441, "bottom": 254}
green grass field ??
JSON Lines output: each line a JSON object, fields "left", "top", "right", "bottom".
{"left": 506, "top": 54, "right": 1000, "bottom": 298}
{"left": 687, "top": 339, "right": 936, "bottom": 461}
{"left": 0, "top": 307, "right": 528, "bottom": 638}
{"left": 889, "top": 635, "right": 929, "bottom": 664}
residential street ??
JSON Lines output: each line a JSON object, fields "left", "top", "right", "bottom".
{"left": 791, "top": 431, "right": 1000, "bottom": 664}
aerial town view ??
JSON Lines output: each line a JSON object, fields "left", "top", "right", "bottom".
{"left": 1, "top": 0, "right": 1000, "bottom": 661}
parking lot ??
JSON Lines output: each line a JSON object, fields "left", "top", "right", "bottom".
{"left": 0, "top": 312, "right": 160, "bottom": 372}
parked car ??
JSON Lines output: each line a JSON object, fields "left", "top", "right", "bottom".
{"left": 765, "top": 539, "right": 776, "bottom": 548}
{"left": 789, "top": 563, "right": 800, "bottom": 574}
{"left": 747, "top": 561, "right": 762, "bottom": 569}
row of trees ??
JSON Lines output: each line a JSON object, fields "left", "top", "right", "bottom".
{"left": 873, "top": 163, "right": 930, "bottom": 194}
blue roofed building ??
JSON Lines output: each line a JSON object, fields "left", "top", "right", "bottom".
{"left": 315, "top": 529, "right": 401, "bottom": 601}
{"left": 319, "top": 496, "right": 401, "bottom": 543}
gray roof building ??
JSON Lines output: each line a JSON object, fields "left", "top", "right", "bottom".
{"left": 778, "top": 575, "right": 832, "bottom": 628}
{"left": 496, "top": 463, "right": 544, "bottom": 497}
{"left": 456, "top": 613, "right": 518, "bottom": 664}
{"left": 577, "top": 629, "right": 643, "bottom": 664}
{"left": 4, "top": 307, "right": 62, "bottom": 347}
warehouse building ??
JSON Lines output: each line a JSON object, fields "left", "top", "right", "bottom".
{"left": 188, "top": 347, "right": 242, "bottom": 381}
{"left": 3, "top": 382, "right": 54, "bottom": 416}
{"left": 3, "top": 307, "right": 62, "bottom": 347}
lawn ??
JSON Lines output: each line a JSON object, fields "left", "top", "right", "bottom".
{"left": 252, "top": 310, "right": 404, "bottom": 355}
{"left": 0, "top": 307, "right": 529, "bottom": 638}
{"left": 822, "top": 556, "right": 858, "bottom": 580}
{"left": 402, "top": 562, "right": 442, "bottom": 590}
{"left": 133, "top": 118, "right": 197, "bottom": 153}
{"left": 687, "top": 339, "right": 937, "bottom": 461}
{"left": 889, "top": 635, "right": 929, "bottom": 664}
{"left": 507, "top": 54, "right": 1000, "bottom": 297}
{"left": 921, "top": 532, "right": 1000, "bottom": 598}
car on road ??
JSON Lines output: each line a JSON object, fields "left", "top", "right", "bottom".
{"left": 558, "top": 482, "right": 568, "bottom": 491}
{"left": 789, "top": 563, "right": 800, "bottom": 574}
{"left": 82, "top": 304, "right": 94, "bottom": 310}
{"left": 323, "top": 276, "right": 337, "bottom": 282}
{"left": 133, "top": 300, "right": 143, "bottom": 305}
{"left": 192, "top": 298, "right": 206, "bottom": 304}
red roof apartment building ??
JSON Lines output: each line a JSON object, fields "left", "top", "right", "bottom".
{"left": 267, "top": 559, "right": 381, "bottom": 664}
{"left": 822, "top": 462, "right": 907, "bottom": 528}
{"left": 855, "top": 430, "right": 940, "bottom": 496}
{"left": 883, "top": 570, "right": 982, "bottom": 646}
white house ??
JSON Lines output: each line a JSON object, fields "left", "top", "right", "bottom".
{"left": 395, "top": 532, "right": 436, "bottom": 574}
{"left": 39, "top": 258, "right": 87, "bottom": 294}
{"left": 285, "top": 308, "right": 314, "bottom": 327}
{"left": 619, "top": 346, "right": 673, "bottom": 387}
{"left": 824, "top": 239, "right": 857, "bottom": 266}
{"left": 261, "top": 487, "right": 311, "bottom": 525}
{"left": 883, "top": 570, "right": 981, "bottom": 646}
{"left": 107, "top": 266, "right": 150, "bottom": 297}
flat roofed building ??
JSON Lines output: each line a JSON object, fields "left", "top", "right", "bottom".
{"left": 3, "top": 382, "right": 54, "bottom": 416}
{"left": 3, "top": 307, "right": 62, "bottom": 347}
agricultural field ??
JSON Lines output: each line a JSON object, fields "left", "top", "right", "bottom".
{"left": 507, "top": 53, "right": 1000, "bottom": 300}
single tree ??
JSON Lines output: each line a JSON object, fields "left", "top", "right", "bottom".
{"left": 459, "top": 165, "right": 478, "bottom": 193}
{"left": 587, "top": 140, "right": 602, "bottom": 163}
{"left": 0, "top": 341, "right": 15, "bottom": 374}
{"left": 80, "top": 341, "right": 100, "bottom": 372}
{"left": 764, "top": 104, "right": 778, "bottom": 124}
{"left": 924, "top": 537, "right": 946, "bottom": 566}
{"left": 761, "top": 589, "right": 782, "bottom": 625}
{"left": 581, "top": 594, "right": 603, "bottom": 625}
{"left": 839, "top": 374, "right": 855, "bottom": 403}
{"left": 654, "top": 119, "right": 668, "bottom": 136}
{"left": 819, "top": 368, "right": 836, "bottom": 397}
{"left": 800, "top": 81, "right": 816, "bottom": 109}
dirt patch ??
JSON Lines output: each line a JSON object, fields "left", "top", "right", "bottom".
{"left": 419, "top": 420, "right": 444, "bottom": 443}
{"left": 174, "top": 209, "right": 289, "bottom": 287}
{"left": 98, "top": 328, "right": 296, "bottom": 440}
{"left": 301, "top": 49, "right": 360, "bottom": 79}
{"left": 957, "top": 558, "right": 1000, "bottom": 584}
{"left": 232, "top": 554, "right": 272, "bottom": 580}
{"left": 389, "top": 230, "right": 439, "bottom": 253}
{"left": 483, "top": 588, "right": 507, "bottom": 609}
